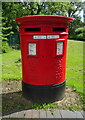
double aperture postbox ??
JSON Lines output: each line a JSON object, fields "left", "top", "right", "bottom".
{"left": 16, "top": 15, "right": 73, "bottom": 103}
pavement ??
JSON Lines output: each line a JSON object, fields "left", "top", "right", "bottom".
{"left": 2, "top": 109, "right": 85, "bottom": 119}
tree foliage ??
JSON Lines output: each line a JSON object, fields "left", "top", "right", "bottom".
{"left": 64, "top": 2, "right": 83, "bottom": 17}
{"left": 75, "top": 27, "right": 85, "bottom": 40}
{"left": 2, "top": 2, "right": 84, "bottom": 28}
{"left": 1, "top": 17, "right": 13, "bottom": 53}
{"left": 2, "top": 2, "right": 84, "bottom": 40}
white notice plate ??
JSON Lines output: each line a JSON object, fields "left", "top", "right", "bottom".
{"left": 57, "top": 42, "right": 63, "bottom": 55}
{"left": 47, "top": 35, "right": 59, "bottom": 39}
{"left": 33, "top": 35, "right": 46, "bottom": 39}
{"left": 29, "top": 43, "right": 36, "bottom": 55}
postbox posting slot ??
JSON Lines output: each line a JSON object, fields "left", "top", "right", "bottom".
{"left": 25, "top": 28, "right": 40, "bottom": 32}
{"left": 53, "top": 28, "right": 66, "bottom": 32}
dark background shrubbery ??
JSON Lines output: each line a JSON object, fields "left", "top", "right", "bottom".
{"left": 69, "top": 19, "right": 85, "bottom": 41}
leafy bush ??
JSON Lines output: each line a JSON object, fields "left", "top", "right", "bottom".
{"left": 69, "top": 19, "right": 85, "bottom": 40}
{"left": 75, "top": 27, "right": 85, "bottom": 40}
{"left": 2, "top": 41, "right": 11, "bottom": 53}
{"left": 1, "top": 17, "right": 14, "bottom": 53}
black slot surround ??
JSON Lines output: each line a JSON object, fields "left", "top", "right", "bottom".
{"left": 53, "top": 28, "right": 66, "bottom": 32}
{"left": 25, "top": 28, "right": 40, "bottom": 32}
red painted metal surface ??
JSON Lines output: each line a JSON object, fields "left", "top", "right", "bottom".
{"left": 16, "top": 15, "right": 73, "bottom": 85}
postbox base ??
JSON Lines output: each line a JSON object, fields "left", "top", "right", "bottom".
{"left": 22, "top": 81, "right": 66, "bottom": 104}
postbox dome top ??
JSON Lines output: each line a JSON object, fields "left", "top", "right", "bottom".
{"left": 16, "top": 15, "right": 73, "bottom": 25}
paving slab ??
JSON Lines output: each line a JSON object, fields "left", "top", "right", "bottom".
{"left": 40, "top": 109, "right": 47, "bottom": 118}
{"left": 53, "top": 109, "right": 62, "bottom": 118}
{"left": 82, "top": 111, "right": 85, "bottom": 119}
{"left": 74, "top": 111, "right": 83, "bottom": 118}
{"left": 46, "top": 110, "right": 54, "bottom": 118}
{"left": 25, "top": 110, "right": 33, "bottom": 118}
{"left": 60, "top": 110, "right": 76, "bottom": 118}
{"left": 18, "top": 111, "right": 26, "bottom": 118}
{"left": 3, "top": 113, "right": 18, "bottom": 118}
{"left": 2, "top": 115, "right": 10, "bottom": 118}
{"left": 5, "top": 111, "right": 25, "bottom": 118}
{"left": 83, "top": 111, "right": 85, "bottom": 119}
{"left": 2, "top": 109, "right": 85, "bottom": 119}
{"left": 80, "top": 110, "right": 84, "bottom": 116}
{"left": 9, "top": 112, "right": 20, "bottom": 118}
{"left": 32, "top": 109, "right": 40, "bottom": 118}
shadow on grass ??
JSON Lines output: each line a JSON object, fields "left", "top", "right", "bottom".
{"left": 2, "top": 91, "right": 33, "bottom": 116}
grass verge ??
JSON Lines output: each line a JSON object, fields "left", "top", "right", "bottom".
{"left": 2, "top": 40, "right": 84, "bottom": 111}
{"left": 2, "top": 50, "right": 22, "bottom": 80}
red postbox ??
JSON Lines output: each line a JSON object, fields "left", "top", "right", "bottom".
{"left": 16, "top": 15, "right": 73, "bottom": 103}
